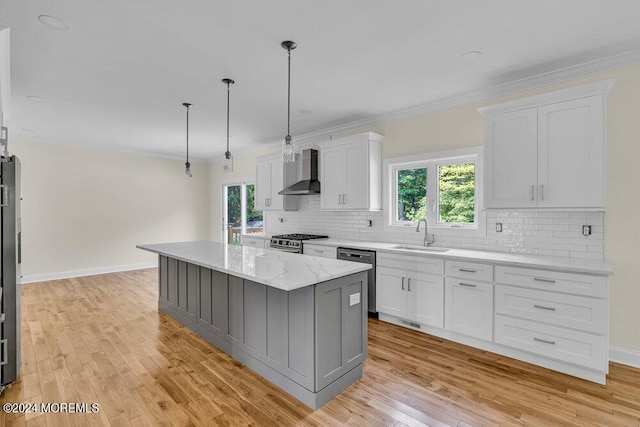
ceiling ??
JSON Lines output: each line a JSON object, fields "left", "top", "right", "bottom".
{"left": 2, "top": 1, "right": 640, "bottom": 161}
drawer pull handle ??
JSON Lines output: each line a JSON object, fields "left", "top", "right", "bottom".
{"left": 534, "top": 277, "right": 556, "bottom": 284}
{"left": 459, "top": 282, "right": 477, "bottom": 288}
{"left": 534, "top": 304, "right": 556, "bottom": 311}
{"left": 459, "top": 268, "right": 477, "bottom": 273}
{"left": 533, "top": 337, "right": 556, "bottom": 345}
{"left": 407, "top": 278, "right": 411, "bottom": 292}
{"left": 401, "top": 277, "right": 405, "bottom": 291}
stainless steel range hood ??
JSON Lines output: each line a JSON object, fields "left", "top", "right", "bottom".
{"left": 278, "top": 148, "right": 320, "bottom": 195}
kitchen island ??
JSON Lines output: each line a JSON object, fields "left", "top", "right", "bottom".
{"left": 137, "top": 241, "right": 371, "bottom": 409}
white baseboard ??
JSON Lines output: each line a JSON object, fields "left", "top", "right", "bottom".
{"left": 20, "top": 261, "right": 158, "bottom": 284}
{"left": 610, "top": 346, "right": 640, "bottom": 369}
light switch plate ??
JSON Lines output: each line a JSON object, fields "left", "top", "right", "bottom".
{"left": 349, "top": 293, "right": 360, "bottom": 306}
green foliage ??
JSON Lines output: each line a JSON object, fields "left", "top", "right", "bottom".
{"left": 227, "top": 185, "right": 242, "bottom": 225}
{"left": 245, "top": 184, "right": 262, "bottom": 222}
{"left": 397, "top": 168, "right": 427, "bottom": 221}
{"left": 396, "top": 163, "right": 475, "bottom": 224}
{"left": 438, "top": 163, "right": 475, "bottom": 223}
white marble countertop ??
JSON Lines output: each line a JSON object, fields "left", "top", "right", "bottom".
{"left": 137, "top": 240, "right": 371, "bottom": 291}
{"left": 302, "top": 238, "right": 613, "bottom": 276}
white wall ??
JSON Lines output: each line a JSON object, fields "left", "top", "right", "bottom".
{"left": 13, "top": 140, "right": 210, "bottom": 280}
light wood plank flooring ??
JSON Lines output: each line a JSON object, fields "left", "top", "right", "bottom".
{"left": 1, "top": 268, "right": 639, "bottom": 426}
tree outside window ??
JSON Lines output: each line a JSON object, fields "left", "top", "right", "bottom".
{"left": 394, "top": 159, "right": 476, "bottom": 227}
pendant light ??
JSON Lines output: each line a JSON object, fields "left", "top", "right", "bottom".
{"left": 222, "top": 78, "right": 235, "bottom": 173}
{"left": 281, "top": 40, "right": 297, "bottom": 163}
{"left": 182, "top": 102, "right": 193, "bottom": 177}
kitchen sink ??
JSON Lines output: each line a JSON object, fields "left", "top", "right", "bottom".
{"left": 390, "top": 244, "right": 451, "bottom": 253}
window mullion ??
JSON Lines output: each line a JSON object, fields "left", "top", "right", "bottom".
{"left": 426, "top": 161, "right": 438, "bottom": 225}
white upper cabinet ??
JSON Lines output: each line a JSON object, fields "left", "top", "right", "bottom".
{"left": 318, "top": 132, "right": 383, "bottom": 211}
{"left": 479, "top": 80, "right": 613, "bottom": 210}
{"left": 255, "top": 156, "right": 297, "bottom": 211}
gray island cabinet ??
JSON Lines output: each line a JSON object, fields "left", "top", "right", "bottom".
{"left": 137, "top": 241, "right": 371, "bottom": 409}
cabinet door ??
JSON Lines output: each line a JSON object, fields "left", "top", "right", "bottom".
{"left": 445, "top": 278, "right": 493, "bottom": 341}
{"left": 377, "top": 267, "right": 407, "bottom": 318}
{"left": 268, "top": 159, "right": 285, "bottom": 210}
{"left": 484, "top": 108, "right": 538, "bottom": 208}
{"left": 255, "top": 160, "right": 271, "bottom": 211}
{"left": 537, "top": 96, "right": 604, "bottom": 208}
{"left": 343, "top": 141, "right": 368, "bottom": 209}
{"left": 320, "top": 146, "right": 344, "bottom": 209}
{"left": 408, "top": 273, "right": 444, "bottom": 328}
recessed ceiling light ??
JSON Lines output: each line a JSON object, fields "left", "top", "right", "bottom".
{"left": 26, "top": 95, "right": 43, "bottom": 102}
{"left": 38, "top": 15, "right": 71, "bottom": 31}
{"left": 461, "top": 51, "right": 482, "bottom": 61}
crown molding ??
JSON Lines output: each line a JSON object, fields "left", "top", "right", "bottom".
{"left": 264, "top": 48, "right": 640, "bottom": 148}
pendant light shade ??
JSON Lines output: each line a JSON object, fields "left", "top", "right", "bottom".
{"left": 222, "top": 78, "right": 235, "bottom": 173}
{"left": 182, "top": 102, "right": 192, "bottom": 178}
{"left": 281, "top": 40, "right": 297, "bottom": 163}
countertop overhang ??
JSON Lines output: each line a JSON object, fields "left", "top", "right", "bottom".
{"left": 137, "top": 240, "right": 371, "bottom": 291}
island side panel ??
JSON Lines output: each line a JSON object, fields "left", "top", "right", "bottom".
{"left": 263, "top": 286, "right": 315, "bottom": 391}
{"left": 155, "top": 255, "right": 368, "bottom": 409}
{"left": 315, "top": 271, "right": 368, "bottom": 391}
{"left": 159, "top": 255, "right": 168, "bottom": 301}
{"left": 198, "top": 267, "right": 212, "bottom": 325}
{"left": 210, "top": 269, "right": 229, "bottom": 336}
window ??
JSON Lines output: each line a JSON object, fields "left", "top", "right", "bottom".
{"left": 386, "top": 147, "right": 483, "bottom": 234}
{"left": 223, "top": 182, "right": 263, "bottom": 245}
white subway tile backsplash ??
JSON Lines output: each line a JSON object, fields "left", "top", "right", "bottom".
{"left": 264, "top": 196, "right": 604, "bottom": 260}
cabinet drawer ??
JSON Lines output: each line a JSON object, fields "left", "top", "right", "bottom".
{"left": 445, "top": 260, "right": 493, "bottom": 282}
{"left": 303, "top": 244, "right": 336, "bottom": 259}
{"left": 377, "top": 253, "right": 444, "bottom": 275}
{"left": 494, "top": 315, "right": 607, "bottom": 371}
{"left": 495, "top": 266, "right": 606, "bottom": 298}
{"left": 241, "top": 236, "right": 267, "bottom": 249}
{"left": 495, "top": 285, "right": 606, "bottom": 334}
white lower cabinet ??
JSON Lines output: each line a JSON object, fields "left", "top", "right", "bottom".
{"left": 494, "top": 315, "right": 607, "bottom": 371}
{"left": 493, "top": 266, "right": 608, "bottom": 374}
{"left": 241, "top": 235, "right": 268, "bottom": 249}
{"left": 444, "top": 278, "right": 493, "bottom": 341}
{"left": 302, "top": 244, "right": 336, "bottom": 259}
{"left": 377, "top": 253, "right": 610, "bottom": 384}
{"left": 377, "top": 254, "right": 444, "bottom": 328}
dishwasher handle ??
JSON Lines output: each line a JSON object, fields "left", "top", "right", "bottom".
{"left": 337, "top": 249, "right": 374, "bottom": 261}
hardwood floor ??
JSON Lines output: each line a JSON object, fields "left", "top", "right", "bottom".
{"left": 1, "top": 268, "right": 639, "bottom": 426}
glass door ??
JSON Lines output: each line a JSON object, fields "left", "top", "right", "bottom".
{"left": 223, "top": 182, "right": 263, "bottom": 245}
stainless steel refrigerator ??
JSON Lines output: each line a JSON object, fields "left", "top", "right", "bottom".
{"left": 0, "top": 154, "right": 21, "bottom": 392}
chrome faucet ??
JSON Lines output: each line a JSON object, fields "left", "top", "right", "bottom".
{"left": 416, "top": 218, "right": 435, "bottom": 246}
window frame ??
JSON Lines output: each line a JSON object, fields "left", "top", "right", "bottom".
{"left": 384, "top": 146, "right": 485, "bottom": 237}
{"left": 221, "top": 177, "right": 261, "bottom": 242}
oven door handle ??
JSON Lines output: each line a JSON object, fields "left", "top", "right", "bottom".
{"left": 269, "top": 246, "right": 301, "bottom": 253}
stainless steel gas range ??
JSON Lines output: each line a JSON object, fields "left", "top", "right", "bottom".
{"left": 269, "top": 233, "right": 328, "bottom": 254}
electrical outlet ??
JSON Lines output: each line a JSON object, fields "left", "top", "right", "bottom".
{"left": 496, "top": 222, "right": 503, "bottom": 232}
{"left": 582, "top": 225, "right": 592, "bottom": 236}
{"left": 278, "top": 217, "right": 284, "bottom": 223}
{"left": 349, "top": 293, "right": 360, "bottom": 306}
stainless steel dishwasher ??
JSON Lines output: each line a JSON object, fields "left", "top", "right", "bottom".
{"left": 337, "top": 247, "right": 377, "bottom": 317}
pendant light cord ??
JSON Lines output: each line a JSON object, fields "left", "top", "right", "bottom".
{"left": 287, "top": 46, "right": 291, "bottom": 136}
{"left": 226, "top": 81, "right": 230, "bottom": 153}
{"left": 186, "top": 104, "right": 190, "bottom": 163}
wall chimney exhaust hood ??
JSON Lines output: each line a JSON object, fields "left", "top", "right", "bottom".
{"left": 278, "top": 149, "right": 320, "bottom": 195}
